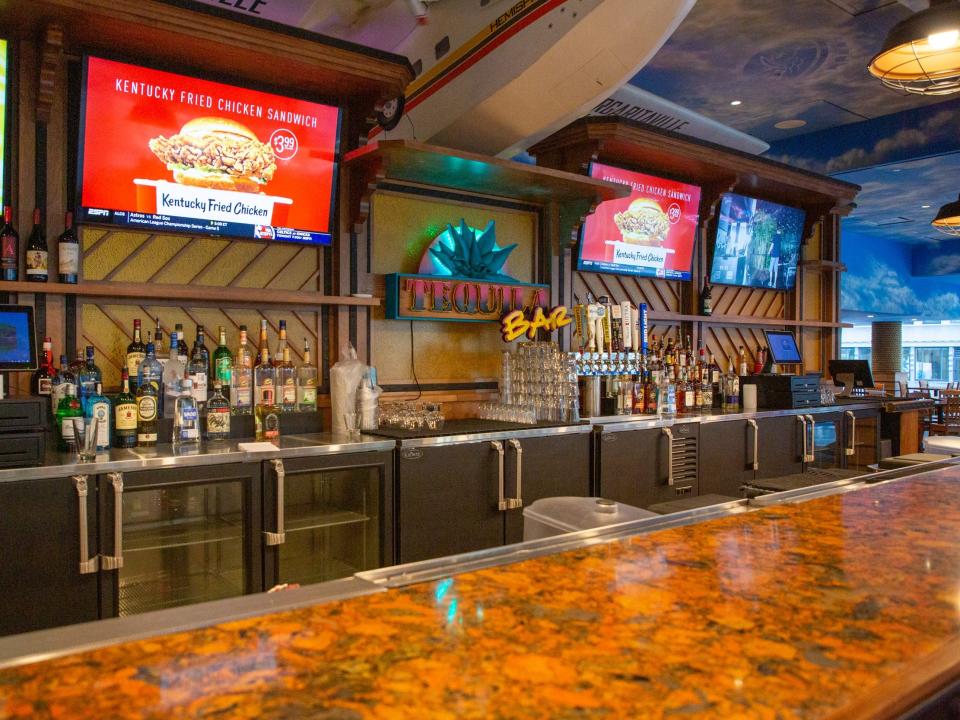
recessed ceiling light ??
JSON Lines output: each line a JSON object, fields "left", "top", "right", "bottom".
{"left": 922, "top": 204, "right": 932, "bottom": 208}
{"left": 730, "top": 100, "right": 742, "bottom": 106}
{"left": 867, "top": 315, "right": 875, "bottom": 318}
{"left": 774, "top": 119, "right": 807, "bottom": 130}
{"left": 892, "top": 168, "right": 902, "bottom": 172}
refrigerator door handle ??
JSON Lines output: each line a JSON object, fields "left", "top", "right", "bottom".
{"left": 845, "top": 411, "right": 856, "bottom": 456}
{"left": 101, "top": 472, "right": 125, "bottom": 570}
{"left": 805, "top": 415, "right": 817, "bottom": 462}
{"left": 746, "top": 419, "right": 759, "bottom": 471}
{"left": 507, "top": 439, "right": 523, "bottom": 510}
{"left": 492, "top": 441, "right": 509, "bottom": 511}
{"left": 72, "top": 475, "right": 99, "bottom": 575}
{"left": 797, "top": 415, "right": 808, "bottom": 463}
{"left": 264, "top": 459, "right": 286, "bottom": 546}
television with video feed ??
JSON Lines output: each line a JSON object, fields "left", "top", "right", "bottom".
{"left": 0, "top": 305, "right": 37, "bottom": 371}
{"left": 77, "top": 55, "right": 342, "bottom": 245}
{"left": 577, "top": 162, "right": 701, "bottom": 280}
{"left": 709, "top": 193, "right": 805, "bottom": 291}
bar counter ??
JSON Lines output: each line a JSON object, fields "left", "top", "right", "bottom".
{"left": 2, "top": 465, "right": 960, "bottom": 718}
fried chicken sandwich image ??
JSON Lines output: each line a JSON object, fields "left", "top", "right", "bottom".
{"left": 613, "top": 198, "right": 671, "bottom": 246}
{"left": 148, "top": 117, "right": 277, "bottom": 193}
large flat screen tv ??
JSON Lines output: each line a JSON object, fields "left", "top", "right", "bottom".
{"left": 577, "top": 162, "right": 701, "bottom": 280}
{"left": 709, "top": 193, "right": 805, "bottom": 291}
{"left": 77, "top": 55, "right": 342, "bottom": 245}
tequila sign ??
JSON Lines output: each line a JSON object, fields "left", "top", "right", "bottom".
{"left": 384, "top": 219, "right": 550, "bottom": 323}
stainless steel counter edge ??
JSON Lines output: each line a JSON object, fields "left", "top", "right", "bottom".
{"left": 595, "top": 401, "right": 882, "bottom": 433}
{"left": 0, "top": 433, "right": 396, "bottom": 483}
{"left": 395, "top": 422, "right": 594, "bottom": 448}
{"left": 0, "top": 576, "right": 384, "bottom": 670}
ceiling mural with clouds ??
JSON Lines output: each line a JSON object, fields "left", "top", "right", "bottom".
{"left": 630, "top": 0, "right": 946, "bottom": 142}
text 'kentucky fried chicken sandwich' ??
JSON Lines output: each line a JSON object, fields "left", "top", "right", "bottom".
{"left": 613, "top": 198, "right": 670, "bottom": 246}
{"left": 148, "top": 117, "right": 277, "bottom": 193}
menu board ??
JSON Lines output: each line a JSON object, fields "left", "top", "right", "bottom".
{"left": 77, "top": 56, "right": 341, "bottom": 245}
{"left": 578, "top": 162, "right": 701, "bottom": 280}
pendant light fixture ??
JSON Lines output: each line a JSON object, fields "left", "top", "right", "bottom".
{"left": 869, "top": 0, "right": 960, "bottom": 95}
{"left": 932, "top": 193, "right": 960, "bottom": 235}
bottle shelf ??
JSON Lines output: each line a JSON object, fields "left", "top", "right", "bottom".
{"left": 0, "top": 280, "right": 379, "bottom": 308}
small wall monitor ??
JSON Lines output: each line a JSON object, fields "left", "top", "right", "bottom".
{"left": 765, "top": 329, "right": 802, "bottom": 365}
{"left": 0, "top": 305, "right": 37, "bottom": 371}
{"left": 828, "top": 359, "right": 875, "bottom": 389}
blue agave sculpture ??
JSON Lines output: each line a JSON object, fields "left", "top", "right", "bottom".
{"left": 429, "top": 219, "right": 518, "bottom": 282}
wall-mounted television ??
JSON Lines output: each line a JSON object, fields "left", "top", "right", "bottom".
{"left": 709, "top": 193, "right": 805, "bottom": 291}
{"left": 577, "top": 162, "right": 701, "bottom": 280}
{"left": 77, "top": 55, "right": 342, "bottom": 245}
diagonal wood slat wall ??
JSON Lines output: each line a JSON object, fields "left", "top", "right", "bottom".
{"left": 80, "top": 228, "right": 323, "bottom": 389}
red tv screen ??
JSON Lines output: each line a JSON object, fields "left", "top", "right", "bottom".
{"left": 578, "top": 162, "right": 701, "bottom": 280}
{"left": 78, "top": 56, "right": 341, "bottom": 245}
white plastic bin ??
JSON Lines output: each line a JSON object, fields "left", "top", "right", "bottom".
{"left": 924, "top": 436, "right": 960, "bottom": 455}
{"left": 522, "top": 496, "right": 657, "bottom": 541}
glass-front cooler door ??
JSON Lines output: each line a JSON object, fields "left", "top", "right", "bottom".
{"left": 98, "top": 463, "right": 261, "bottom": 618}
{"left": 808, "top": 412, "right": 843, "bottom": 469}
{"left": 263, "top": 452, "right": 393, "bottom": 588}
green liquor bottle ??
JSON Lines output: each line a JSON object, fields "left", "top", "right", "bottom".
{"left": 212, "top": 325, "right": 233, "bottom": 404}
{"left": 55, "top": 387, "right": 84, "bottom": 452}
{"left": 114, "top": 370, "right": 138, "bottom": 449}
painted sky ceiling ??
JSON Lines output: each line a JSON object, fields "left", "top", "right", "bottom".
{"left": 631, "top": 0, "right": 951, "bottom": 143}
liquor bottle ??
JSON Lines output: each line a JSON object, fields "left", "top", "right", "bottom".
{"left": 51, "top": 354, "right": 75, "bottom": 413}
{"left": 173, "top": 378, "right": 200, "bottom": 445}
{"left": 701, "top": 372, "right": 713, "bottom": 411}
{"left": 186, "top": 333, "right": 208, "bottom": 408}
{"left": 126, "top": 319, "right": 146, "bottom": 383}
{"left": 136, "top": 355, "right": 160, "bottom": 447}
{"left": 297, "top": 338, "right": 318, "bottom": 412}
{"left": 32, "top": 336, "right": 54, "bottom": 397}
{"left": 0, "top": 206, "right": 18, "bottom": 281}
{"left": 212, "top": 326, "right": 232, "bottom": 404}
{"left": 255, "top": 318, "right": 270, "bottom": 366}
{"left": 694, "top": 366, "right": 704, "bottom": 410}
{"left": 725, "top": 356, "right": 741, "bottom": 410}
{"left": 67, "top": 353, "right": 85, "bottom": 382}
{"left": 136, "top": 342, "right": 164, "bottom": 419}
{"left": 24, "top": 208, "right": 47, "bottom": 283}
{"left": 55, "top": 386, "right": 83, "bottom": 452}
{"left": 232, "top": 324, "right": 254, "bottom": 414}
{"left": 194, "top": 324, "right": 211, "bottom": 379}
{"left": 738, "top": 345, "right": 748, "bottom": 377}
{"left": 278, "top": 346, "right": 297, "bottom": 412}
{"left": 85, "top": 383, "right": 112, "bottom": 451}
{"left": 644, "top": 369, "right": 658, "bottom": 414}
{"left": 682, "top": 368, "right": 695, "bottom": 413}
{"left": 77, "top": 346, "right": 102, "bottom": 412}
{"left": 205, "top": 381, "right": 231, "bottom": 441}
{"left": 701, "top": 280, "right": 713, "bottom": 316}
{"left": 754, "top": 345, "right": 765, "bottom": 375}
{"left": 254, "top": 344, "right": 280, "bottom": 441}
{"left": 174, "top": 323, "right": 188, "bottom": 365}
{"left": 163, "top": 331, "right": 186, "bottom": 418}
{"left": 57, "top": 211, "right": 79, "bottom": 284}
{"left": 114, "top": 370, "right": 138, "bottom": 449}
{"left": 154, "top": 319, "right": 167, "bottom": 362}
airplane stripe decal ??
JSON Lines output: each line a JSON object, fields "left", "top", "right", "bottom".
{"left": 371, "top": 0, "right": 567, "bottom": 137}
{"left": 407, "top": 0, "right": 566, "bottom": 108}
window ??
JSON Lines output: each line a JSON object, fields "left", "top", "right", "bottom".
{"left": 412, "top": 59, "right": 423, "bottom": 78}
{"left": 840, "top": 346, "right": 856, "bottom": 360}
{"left": 435, "top": 36, "right": 450, "bottom": 60}
{"left": 915, "top": 347, "right": 949, "bottom": 382}
{"left": 840, "top": 347, "right": 871, "bottom": 362}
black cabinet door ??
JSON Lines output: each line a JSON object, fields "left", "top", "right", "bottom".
{"left": 99, "top": 462, "right": 262, "bottom": 619}
{"left": 699, "top": 420, "right": 754, "bottom": 497}
{"left": 597, "top": 426, "right": 676, "bottom": 509}
{"left": 756, "top": 415, "right": 805, "bottom": 479}
{"left": 398, "top": 442, "right": 504, "bottom": 564}
{"left": 504, "top": 432, "right": 592, "bottom": 545}
{"left": 0, "top": 475, "right": 100, "bottom": 636}
{"left": 262, "top": 451, "right": 394, "bottom": 589}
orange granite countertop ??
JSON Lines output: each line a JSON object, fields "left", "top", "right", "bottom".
{"left": 3, "top": 470, "right": 960, "bottom": 719}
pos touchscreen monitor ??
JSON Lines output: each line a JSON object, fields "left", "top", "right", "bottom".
{"left": 764, "top": 330, "right": 802, "bottom": 365}
{"left": 0, "top": 305, "right": 37, "bottom": 371}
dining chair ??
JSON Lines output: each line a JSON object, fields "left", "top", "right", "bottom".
{"left": 931, "top": 389, "right": 960, "bottom": 436}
